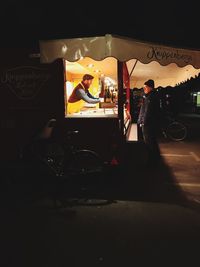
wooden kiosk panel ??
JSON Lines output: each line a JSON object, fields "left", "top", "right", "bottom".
{"left": 64, "top": 117, "right": 120, "bottom": 163}
{"left": 0, "top": 56, "right": 65, "bottom": 161}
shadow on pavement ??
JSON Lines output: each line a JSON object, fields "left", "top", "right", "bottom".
{"left": 1, "top": 155, "right": 199, "bottom": 212}
{"left": 1, "top": 157, "right": 200, "bottom": 267}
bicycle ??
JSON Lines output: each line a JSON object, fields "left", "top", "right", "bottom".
{"left": 161, "top": 116, "right": 187, "bottom": 141}
{"left": 29, "top": 119, "right": 104, "bottom": 177}
{"left": 26, "top": 119, "right": 111, "bottom": 208}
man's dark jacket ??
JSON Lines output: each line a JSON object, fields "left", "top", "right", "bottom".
{"left": 137, "top": 90, "right": 161, "bottom": 129}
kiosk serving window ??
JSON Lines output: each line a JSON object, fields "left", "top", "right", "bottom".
{"left": 65, "top": 57, "right": 118, "bottom": 118}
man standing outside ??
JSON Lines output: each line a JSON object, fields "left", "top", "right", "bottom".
{"left": 67, "top": 74, "right": 100, "bottom": 114}
{"left": 137, "top": 79, "right": 161, "bottom": 166}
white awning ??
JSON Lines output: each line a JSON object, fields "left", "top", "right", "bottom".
{"left": 39, "top": 34, "right": 200, "bottom": 69}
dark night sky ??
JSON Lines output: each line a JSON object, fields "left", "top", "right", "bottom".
{"left": 0, "top": 0, "right": 199, "bottom": 50}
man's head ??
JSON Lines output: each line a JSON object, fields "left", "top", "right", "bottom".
{"left": 82, "top": 74, "right": 94, "bottom": 87}
{"left": 143, "top": 79, "right": 155, "bottom": 94}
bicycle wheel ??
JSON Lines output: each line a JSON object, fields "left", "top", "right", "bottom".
{"left": 30, "top": 141, "right": 65, "bottom": 177}
{"left": 65, "top": 149, "right": 104, "bottom": 176}
{"left": 166, "top": 121, "right": 187, "bottom": 141}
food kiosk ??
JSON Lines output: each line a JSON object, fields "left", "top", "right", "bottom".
{"left": 39, "top": 34, "right": 200, "bottom": 164}
{"left": 1, "top": 35, "right": 200, "bottom": 164}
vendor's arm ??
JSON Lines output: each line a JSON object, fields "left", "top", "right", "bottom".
{"left": 87, "top": 91, "right": 99, "bottom": 100}
{"left": 76, "top": 89, "right": 100, "bottom": 103}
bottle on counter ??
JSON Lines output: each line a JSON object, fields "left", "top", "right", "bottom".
{"left": 113, "top": 88, "right": 118, "bottom": 104}
{"left": 111, "top": 91, "right": 116, "bottom": 103}
{"left": 105, "top": 87, "right": 112, "bottom": 103}
{"left": 104, "top": 87, "right": 108, "bottom": 102}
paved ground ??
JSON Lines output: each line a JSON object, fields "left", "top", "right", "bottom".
{"left": 1, "top": 113, "right": 200, "bottom": 267}
{"left": 160, "top": 140, "right": 200, "bottom": 200}
{"left": 1, "top": 157, "right": 200, "bottom": 266}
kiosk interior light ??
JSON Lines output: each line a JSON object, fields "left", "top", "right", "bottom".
{"left": 87, "top": 63, "right": 94, "bottom": 68}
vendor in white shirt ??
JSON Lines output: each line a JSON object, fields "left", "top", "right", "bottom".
{"left": 67, "top": 74, "right": 100, "bottom": 114}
